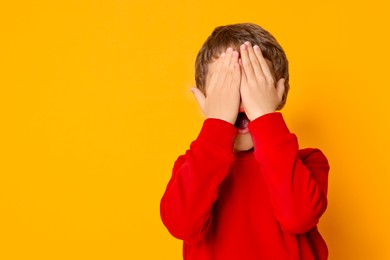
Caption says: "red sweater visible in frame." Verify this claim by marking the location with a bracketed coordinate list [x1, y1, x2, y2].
[160, 112, 330, 260]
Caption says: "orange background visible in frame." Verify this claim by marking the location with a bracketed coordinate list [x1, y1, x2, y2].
[1, 0, 389, 259]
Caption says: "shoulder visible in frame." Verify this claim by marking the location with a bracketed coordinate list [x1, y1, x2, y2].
[298, 148, 330, 167]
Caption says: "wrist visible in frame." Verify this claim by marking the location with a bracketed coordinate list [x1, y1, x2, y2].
[247, 109, 275, 121]
[198, 118, 238, 152]
[206, 114, 236, 125]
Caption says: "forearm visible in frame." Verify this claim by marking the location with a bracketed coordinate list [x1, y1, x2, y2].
[249, 112, 329, 234]
[160, 118, 237, 244]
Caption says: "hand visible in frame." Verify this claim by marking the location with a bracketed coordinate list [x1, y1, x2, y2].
[239, 41, 285, 121]
[191, 47, 241, 125]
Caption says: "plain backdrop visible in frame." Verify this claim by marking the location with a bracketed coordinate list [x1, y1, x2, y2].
[1, 0, 389, 259]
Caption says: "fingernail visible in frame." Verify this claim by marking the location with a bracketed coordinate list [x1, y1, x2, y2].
[227, 47, 232, 53]
[245, 41, 252, 46]
[240, 44, 247, 50]
[221, 52, 226, 57]
[254, 45, 260, 51]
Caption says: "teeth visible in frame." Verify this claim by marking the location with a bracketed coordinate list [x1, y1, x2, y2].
[242, 118, 249, 128]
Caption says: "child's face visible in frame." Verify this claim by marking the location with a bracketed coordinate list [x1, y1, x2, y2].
[206, 54, 254, 153]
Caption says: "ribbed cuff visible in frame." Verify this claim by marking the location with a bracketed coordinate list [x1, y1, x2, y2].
[197, 118, 238, 153]
[248, 112, 291, 146]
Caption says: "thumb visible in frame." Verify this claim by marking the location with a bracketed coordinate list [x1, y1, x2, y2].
[190, 87, 206, 114]
[276, 78, 286, 101]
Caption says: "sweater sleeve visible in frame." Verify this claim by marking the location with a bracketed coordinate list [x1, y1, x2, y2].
[248, 112, 330, 234]
[160, 118, 237, 245]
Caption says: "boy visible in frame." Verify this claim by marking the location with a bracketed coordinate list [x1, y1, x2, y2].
[160, 23, 330, 260]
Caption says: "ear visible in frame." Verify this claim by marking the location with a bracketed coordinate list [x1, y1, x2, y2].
[276, 78, 286, 101]
[190, 87, 206, 115]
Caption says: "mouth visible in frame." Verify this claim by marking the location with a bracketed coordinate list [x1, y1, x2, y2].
[234, 112, 250, 134]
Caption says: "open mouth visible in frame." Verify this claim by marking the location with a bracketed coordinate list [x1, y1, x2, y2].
[234, 112, 250, 133]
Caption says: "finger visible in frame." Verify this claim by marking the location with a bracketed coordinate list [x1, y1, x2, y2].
[221, 47, 234, 71]
[207, 53, 225, 91]
[215, 51, 226, 70]
[219, 47, 235, 89]
[240, 43, 256, 80]
[229, 50, 239, 76]
[275, 78, 286, 101]
[244, 41, 264, 77]
[253, 45, 274, 82]
[239, 58, 248, 84]
[232, 50, 239, 69]
[190, 87, 206, 114]
[231, 52, 241, 88]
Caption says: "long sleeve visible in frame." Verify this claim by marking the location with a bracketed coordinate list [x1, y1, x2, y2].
[248, 112, 330, 234]
[160, 118, 238, 245]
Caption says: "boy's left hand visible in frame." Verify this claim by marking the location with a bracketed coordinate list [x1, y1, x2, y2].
[239, 41, 286, 121]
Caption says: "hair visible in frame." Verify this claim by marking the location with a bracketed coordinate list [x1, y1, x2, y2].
[195, 23, 290, 110]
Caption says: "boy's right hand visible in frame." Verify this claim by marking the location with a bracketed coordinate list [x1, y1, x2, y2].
[190, 47, 241, 125]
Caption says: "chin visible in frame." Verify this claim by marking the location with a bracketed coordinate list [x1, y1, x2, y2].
[233, 133, 254, 152]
